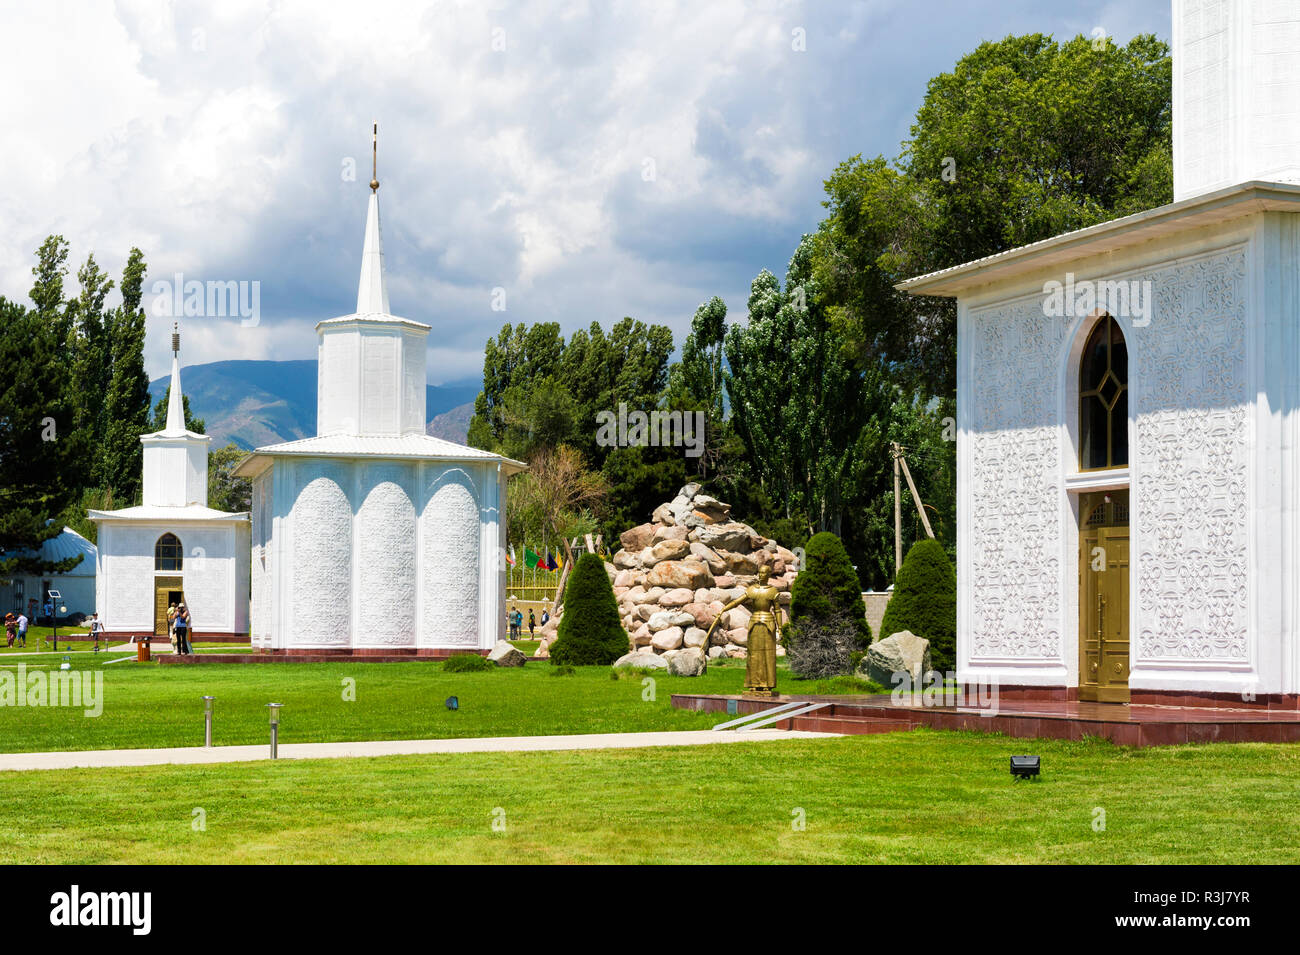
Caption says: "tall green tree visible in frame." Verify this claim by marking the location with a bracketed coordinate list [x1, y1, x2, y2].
[725, 236, 864, 537]
[468, 321, 566, 449]
[66, 253, 116, 479]
[208, 442, 253, 513]
[100, 248, 152, 500]
[813, 32, 1173, 397]
[0, 296, 90, 578]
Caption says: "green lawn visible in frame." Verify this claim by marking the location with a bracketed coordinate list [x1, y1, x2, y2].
[0, 657, 783, 752]
[0, 732, 1295, 863]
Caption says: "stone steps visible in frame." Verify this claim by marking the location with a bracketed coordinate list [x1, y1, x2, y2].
[786, 714, 913, 735]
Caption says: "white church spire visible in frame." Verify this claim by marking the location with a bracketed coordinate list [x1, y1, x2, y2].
[356, 122, 390, 315]
[164, 322, 185, 435]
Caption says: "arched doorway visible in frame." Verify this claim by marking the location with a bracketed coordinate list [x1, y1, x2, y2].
[153, 533, 185, 638]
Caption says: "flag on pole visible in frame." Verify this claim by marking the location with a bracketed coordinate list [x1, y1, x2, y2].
[524, 547, 541, 569]
[506, 545, 517, 567]
[546, 550, 558, 571]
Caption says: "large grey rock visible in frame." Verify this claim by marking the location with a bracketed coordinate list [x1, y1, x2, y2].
[694, 521, 759, 553]
[651, 626, 685, 651]
[488, 640, 527, 667]
[647, 609, 694, 632]
[683, 626, 709, 648]
[645, 560, 713, 590]
[667, 646, 707, 676]
[859, 630, 932, 686]
[620, 522, 657, 552]
[613, 651, 668, 670]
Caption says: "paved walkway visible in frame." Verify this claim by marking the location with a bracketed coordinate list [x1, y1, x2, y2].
[0, 728, 837, 773]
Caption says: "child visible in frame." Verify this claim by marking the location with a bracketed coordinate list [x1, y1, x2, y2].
[89, 613, 104, 651]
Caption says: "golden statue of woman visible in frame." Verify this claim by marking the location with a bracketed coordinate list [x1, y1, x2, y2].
[706, 564, 783, 696]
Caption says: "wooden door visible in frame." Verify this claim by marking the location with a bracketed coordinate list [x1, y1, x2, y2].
[1079, 497, 1130, 703]
[154, 577, 183, 636]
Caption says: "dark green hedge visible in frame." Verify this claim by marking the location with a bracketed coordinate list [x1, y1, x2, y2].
[878, 538, 956, 671]
[786, 531, 871, 651]
[549, 552, 630, 666]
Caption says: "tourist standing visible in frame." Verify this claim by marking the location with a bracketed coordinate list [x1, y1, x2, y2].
[15, 612, 27, 648]
[174, 604, 192, 655]
[3, 614, 15, 648]
[88, 613, 104, 651]
[167, 603, 178, 650]
[541, 608, 549, 627]
[528, 609, 536, 637]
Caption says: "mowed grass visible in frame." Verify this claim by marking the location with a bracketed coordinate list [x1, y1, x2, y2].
[0, 657, 776, 752]
[0, 732, 1295, 863]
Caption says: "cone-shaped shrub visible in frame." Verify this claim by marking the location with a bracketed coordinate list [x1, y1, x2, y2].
[786, 532, 871, 656]
[549, 552, 630, 666]
[878, 538, 956, 671]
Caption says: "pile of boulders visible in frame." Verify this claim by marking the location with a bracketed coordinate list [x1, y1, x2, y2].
[535, 484, 799, 667]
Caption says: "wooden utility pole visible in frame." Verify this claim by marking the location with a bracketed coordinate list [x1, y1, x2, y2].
[899, 454, 935, 540]
[893, 443, 903, 574]
[892, 442, 936, 577]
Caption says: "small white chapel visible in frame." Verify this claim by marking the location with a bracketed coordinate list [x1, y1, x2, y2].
[232, 153, 525, 655]
[90, 330, 251, 640]
[901, 0, 1300, 706]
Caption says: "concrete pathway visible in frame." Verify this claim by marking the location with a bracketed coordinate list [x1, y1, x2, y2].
[0, 728, 837, 773]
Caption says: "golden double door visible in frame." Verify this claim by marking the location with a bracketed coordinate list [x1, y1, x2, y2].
[154, 577, 184, 637]
[1079, 493, 1130, 703]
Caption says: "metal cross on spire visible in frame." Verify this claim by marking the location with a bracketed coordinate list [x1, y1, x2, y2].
[370, 121, 379, 192]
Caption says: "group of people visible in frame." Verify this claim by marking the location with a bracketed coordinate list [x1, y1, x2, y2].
[507, 605, 548, 639]
[3, 612, 28, 648]
[166, 603, 193, 654]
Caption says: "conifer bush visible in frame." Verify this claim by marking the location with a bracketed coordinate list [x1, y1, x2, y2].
[878, 538, 956, 672]
[549, 552, 630, 666]
[442, 653, 494, 673]
[785, 532, 871, 678]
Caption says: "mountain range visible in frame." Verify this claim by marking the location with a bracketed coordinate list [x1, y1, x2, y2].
[149, 360, 480, 449]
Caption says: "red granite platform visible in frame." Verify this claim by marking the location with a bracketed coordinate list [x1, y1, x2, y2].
[671, 693, 1300, 747]
[158, 649, 489, 664]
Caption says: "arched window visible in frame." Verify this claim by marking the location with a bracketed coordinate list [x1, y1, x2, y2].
[1079, 314, 1128, 470]
[155, 533, 183, 571]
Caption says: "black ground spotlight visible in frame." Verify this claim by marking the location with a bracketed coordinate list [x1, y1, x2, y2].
[1010, 755, 1041, 780]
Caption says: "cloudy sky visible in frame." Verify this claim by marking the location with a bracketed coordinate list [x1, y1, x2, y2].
[0, 0, 1169, 384]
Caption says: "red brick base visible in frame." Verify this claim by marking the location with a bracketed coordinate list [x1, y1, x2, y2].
[963, 683, 1299, 711]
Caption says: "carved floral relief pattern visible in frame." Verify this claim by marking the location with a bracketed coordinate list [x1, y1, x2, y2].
[1134, 249, 1248, 661]
[421, 469, 481, 647]
[292, 464, 353, 646]
[968, 299, 1068, 658]
[357, 466, 418, 646]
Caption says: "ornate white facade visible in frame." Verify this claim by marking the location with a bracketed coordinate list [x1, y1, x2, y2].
[90, 336, 251, 639]
[234, 184, 524, 653]
[900, 1, 1300, 701]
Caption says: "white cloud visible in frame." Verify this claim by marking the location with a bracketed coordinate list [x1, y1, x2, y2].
[0, 0, 1170, 383]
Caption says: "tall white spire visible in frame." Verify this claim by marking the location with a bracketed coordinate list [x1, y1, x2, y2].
[140, 320, 210, 507]
[356, 121, 389, 314]
[356, 190, 390, 314]
[165, 322, 185, 435]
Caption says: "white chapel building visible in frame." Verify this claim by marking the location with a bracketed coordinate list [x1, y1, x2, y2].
[91, 331, 251, 640]
[901, 0, 1300, 706]
[232, 173, 525, 655]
